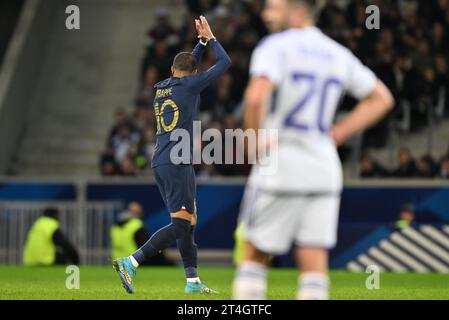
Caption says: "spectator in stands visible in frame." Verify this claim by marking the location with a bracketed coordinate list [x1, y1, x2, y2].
[135, 66, 159, 109]
[23, 207, 79, 266]
[141, 8, 179, 85]
[102, 161, 117, 177]
[132, 106, 152, 133]
[100, 147, 118, 176]
[145, 8, 179, 46]
[416, 154, 437, 178]
[394, 203, 416, 230]
[108, 108, 132, 143]
[111, 125, 140, 164]
[439, 156, 449, 179]
[360, 154, 387, 178]
[111, 202, 174, 266]
[126, 143, 148, 173]
[119, 157, 138, 177]
[392, 148, 418, 178]
[142, 128, 156, 164]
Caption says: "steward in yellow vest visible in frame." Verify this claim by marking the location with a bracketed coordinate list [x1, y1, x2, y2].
[111, 217, 144, 259]
[23, 207, 79, 265]
[111, 202, 174, 266]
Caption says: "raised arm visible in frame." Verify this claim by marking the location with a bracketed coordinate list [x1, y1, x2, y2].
[186, 16, 231, 93]
[191, 18, 208, 64]
[192, 41, 207, 65]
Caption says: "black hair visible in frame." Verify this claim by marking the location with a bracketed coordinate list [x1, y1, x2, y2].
[173, 52, 197, 73]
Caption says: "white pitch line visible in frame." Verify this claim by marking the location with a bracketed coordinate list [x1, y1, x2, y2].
[402, 228, 449, 265]
[391, 233, 449, 273]
[379, 240, 428, 273]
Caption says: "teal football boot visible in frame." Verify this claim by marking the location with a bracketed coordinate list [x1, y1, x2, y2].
[113, 257, 136, 294]
[185, 281, 219, 294]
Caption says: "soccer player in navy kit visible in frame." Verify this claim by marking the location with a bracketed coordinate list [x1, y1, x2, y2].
[113, 16, 231, 294]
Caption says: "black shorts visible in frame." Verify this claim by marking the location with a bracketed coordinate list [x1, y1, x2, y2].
[153, 164, 196, 214]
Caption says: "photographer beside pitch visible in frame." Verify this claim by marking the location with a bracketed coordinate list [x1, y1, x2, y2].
[113, 16, 231, 294]
[233, 0, 394, 300]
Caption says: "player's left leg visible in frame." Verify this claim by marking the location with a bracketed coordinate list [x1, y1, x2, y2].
[182, 203, 219, 294]
[113, 210, 193, 294]
[233, 188, 295, 300]
[294, 195, 340, 300]
[233, 241, 270, 300]
[295, 247, 330, 300]
[183, 202, 198, 282]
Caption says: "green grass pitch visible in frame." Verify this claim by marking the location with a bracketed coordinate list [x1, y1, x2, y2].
[0, 266, 448, 300]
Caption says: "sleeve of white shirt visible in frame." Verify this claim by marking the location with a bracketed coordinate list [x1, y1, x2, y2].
[249, 40, 283, 85]
[346, 55, 377, 100]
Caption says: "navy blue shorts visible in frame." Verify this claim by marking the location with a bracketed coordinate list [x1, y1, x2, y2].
[153, 164, 196, 214]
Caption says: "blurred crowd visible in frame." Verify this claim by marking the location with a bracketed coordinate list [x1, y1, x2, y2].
[361, 146, 449, 179]
[320, 0, 449, 147]
[100, 0, 449, 179]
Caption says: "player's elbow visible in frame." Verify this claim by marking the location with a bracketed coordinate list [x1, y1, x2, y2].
[222, 54, 232, 69]
[381, 90, 395, 114]
[373, 80, 395, 113]
[385, 92, 395, 111]
[216, 55, 231, 74]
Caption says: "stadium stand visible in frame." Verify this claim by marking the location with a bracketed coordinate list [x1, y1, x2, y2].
[0, 0, 448, 178]
[100, 0, 449, 179]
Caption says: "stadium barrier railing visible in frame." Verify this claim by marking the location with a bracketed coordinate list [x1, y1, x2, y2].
[0, 201, 122, 265]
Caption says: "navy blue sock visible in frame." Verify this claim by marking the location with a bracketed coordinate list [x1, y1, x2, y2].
[182, 224, 198, 279]
[177, 222, 198, 279]
[132, 223, 177, 264]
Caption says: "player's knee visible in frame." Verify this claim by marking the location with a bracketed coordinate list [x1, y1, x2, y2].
[171, 218, 191, 239]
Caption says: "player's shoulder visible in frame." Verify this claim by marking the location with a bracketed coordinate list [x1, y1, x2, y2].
[317, 31, 355, 59]
[154, 78, 171, 89]
[154, 77, 182, 89]
[255, 30, 293, 51]
[255, 27, 352, 56]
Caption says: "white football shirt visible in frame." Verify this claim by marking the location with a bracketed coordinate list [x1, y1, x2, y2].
[248, 27, 377, 193]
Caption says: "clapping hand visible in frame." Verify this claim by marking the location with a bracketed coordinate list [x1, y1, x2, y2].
[195, 15, 215, 43]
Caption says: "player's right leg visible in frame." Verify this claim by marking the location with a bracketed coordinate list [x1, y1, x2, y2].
[232, 241, 270, 300]
[180, 201, 219, 294]
[233, 188, 294, 300]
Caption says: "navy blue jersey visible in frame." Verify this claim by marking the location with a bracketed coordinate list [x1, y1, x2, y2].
[151, 40, 231, 168]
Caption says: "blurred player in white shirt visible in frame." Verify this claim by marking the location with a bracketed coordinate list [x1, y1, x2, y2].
[233, 0, 394, 300]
